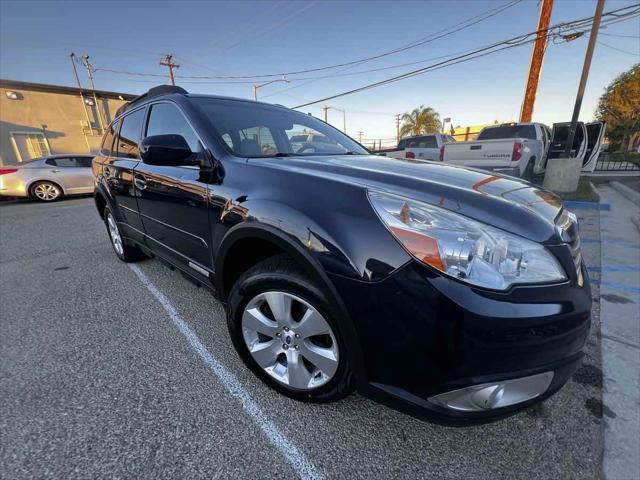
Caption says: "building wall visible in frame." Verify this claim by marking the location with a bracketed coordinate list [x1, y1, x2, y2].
[0, 85, 129, 166]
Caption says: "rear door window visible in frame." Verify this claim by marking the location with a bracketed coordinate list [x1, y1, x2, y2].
[75, 157, 93, 168]
[45, 157, 78, 167]
[477, 125, 537, 140]
[100, 121, 118, 156]
[117, 108, 146, 159]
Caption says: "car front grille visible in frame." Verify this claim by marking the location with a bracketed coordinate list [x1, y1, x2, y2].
[556, 209, 583, 285]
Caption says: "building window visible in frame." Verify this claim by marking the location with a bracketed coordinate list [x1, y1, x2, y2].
[10, 132, 51, 162]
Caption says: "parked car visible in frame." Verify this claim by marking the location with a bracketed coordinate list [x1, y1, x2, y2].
[378, 133, 454, 160]
[440, 123, 550, 180]
[0, 154, 95, 201]
[94, 85, 590, 425]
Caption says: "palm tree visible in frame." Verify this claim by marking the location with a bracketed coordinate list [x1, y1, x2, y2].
[399, 105, 441, 138]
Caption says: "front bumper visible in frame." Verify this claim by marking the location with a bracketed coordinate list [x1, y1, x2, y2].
[330, 260, 591, 425]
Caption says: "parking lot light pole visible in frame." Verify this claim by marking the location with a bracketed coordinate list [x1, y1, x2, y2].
[253, 76, 290, 100]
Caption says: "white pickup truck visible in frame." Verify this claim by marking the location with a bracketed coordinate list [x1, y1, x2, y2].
[440, 122, 606, 179]
[378, 133, 455, 161]
[440, 123, 550, 180]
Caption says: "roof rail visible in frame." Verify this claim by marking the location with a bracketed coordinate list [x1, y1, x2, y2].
[114, 84, 188, 119]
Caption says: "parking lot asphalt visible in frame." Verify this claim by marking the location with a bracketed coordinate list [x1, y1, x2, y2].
[1, 197, 605, 479]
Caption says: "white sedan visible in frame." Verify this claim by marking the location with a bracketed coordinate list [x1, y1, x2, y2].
[0, 154, 95, 201]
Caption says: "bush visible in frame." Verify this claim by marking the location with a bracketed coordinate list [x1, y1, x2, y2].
[609, 152, 640, 165]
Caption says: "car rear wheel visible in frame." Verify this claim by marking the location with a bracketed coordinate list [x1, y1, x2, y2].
[103, 206, 145, 262]
[30, 181, 62, 202]
[227, 255, 354, 402]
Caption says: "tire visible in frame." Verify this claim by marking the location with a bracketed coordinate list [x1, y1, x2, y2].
[522, 159, 535, 182]
[103, 205, 145, 262]
[30, 181, 62, 202]
[227, 254, 355, 402]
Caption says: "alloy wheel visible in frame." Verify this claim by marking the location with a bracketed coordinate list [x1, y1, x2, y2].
[33, 183, 60, 201]
[242, 291, 339, 390]
[106, 213, 124, 255]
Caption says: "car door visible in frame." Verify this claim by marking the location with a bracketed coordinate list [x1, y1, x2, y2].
[103, 108, 147, 242]
[548, 122, 587, 163]
[582, 122, 606, 172]
[45, 156, 94, 193]
[133, 101, 212, 275]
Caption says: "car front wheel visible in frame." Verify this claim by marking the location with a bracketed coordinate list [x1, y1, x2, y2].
[227, 255, 354, 402]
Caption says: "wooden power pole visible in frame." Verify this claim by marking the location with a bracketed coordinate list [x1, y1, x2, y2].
[519, 0, 553, 123]
[395, 114, 401, 142]
[160, 54, 180, 86]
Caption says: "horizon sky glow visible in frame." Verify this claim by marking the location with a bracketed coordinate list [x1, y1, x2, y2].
[1, 0, 638, 143]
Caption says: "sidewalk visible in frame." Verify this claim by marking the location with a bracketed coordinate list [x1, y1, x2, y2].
[595, 183, 640, 480]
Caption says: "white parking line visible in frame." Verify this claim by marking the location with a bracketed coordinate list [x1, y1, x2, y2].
[129, 264, 324, 480]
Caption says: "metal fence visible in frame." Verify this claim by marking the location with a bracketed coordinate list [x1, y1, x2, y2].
[595, 153, 640, 172]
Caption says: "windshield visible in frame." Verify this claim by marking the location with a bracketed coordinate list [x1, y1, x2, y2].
[477, 125, 537, 140]
[194, 98, 368, 157]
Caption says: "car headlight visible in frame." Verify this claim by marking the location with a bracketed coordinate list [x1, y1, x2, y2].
[368, 190, 567, 290]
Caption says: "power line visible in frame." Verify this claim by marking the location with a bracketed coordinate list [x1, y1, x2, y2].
[93, 0, 524, 82]
[291, 4, 640, 109]
[597, 40, 640, 56]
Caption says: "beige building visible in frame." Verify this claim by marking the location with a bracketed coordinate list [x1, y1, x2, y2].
[0, 79, 134, 166]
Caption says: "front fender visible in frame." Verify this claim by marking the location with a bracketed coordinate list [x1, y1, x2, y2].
[215, 220, 368, 387]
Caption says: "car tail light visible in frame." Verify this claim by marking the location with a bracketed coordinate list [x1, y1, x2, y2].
[512, 142, 523, 162]
[439, 145, 445, 162]
[0, 168, 18, 175]
[405, 151, 415, 159]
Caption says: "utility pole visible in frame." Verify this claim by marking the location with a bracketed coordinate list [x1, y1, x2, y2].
[160, 54, 180, 86]
[520, 0, 554, 123]
[357, 131, 364, 143]
[323, 106, 329, 122]
[395, 114, 401, 143]
[80, 55, 105, 133]
[69, 53, 93, 133]
[564, 0, 605, 157]
[544, 0, 605, 193]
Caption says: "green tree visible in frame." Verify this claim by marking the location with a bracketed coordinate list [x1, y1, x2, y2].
[596, 64, 639, 151]
[399, 105, 441, 137]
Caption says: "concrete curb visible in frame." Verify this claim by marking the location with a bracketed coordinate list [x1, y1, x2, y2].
[610, 181, 640, 207]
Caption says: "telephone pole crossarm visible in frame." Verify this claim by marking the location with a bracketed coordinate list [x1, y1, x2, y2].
[160, 54, 180, 86]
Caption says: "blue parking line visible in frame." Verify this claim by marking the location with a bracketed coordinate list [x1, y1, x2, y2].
[590, 278, 640, 294]
[588, 265, 640, 272]
[582, 238, 640, 249]
[563, 201, 610, 211]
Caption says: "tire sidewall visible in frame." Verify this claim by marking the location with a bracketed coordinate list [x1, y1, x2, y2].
[227, 269, 351, 402]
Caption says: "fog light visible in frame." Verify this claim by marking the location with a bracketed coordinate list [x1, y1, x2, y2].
[428, 371, 554, 412]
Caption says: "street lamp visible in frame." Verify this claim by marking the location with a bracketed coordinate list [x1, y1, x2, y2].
[324, 106, 346, 133]
[253, 76, 290, 100]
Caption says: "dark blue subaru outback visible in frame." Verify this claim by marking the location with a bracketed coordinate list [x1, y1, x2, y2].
[93, 86, 590, 425]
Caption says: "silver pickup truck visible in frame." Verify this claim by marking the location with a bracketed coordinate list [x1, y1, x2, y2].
[440, 122, 606, 179]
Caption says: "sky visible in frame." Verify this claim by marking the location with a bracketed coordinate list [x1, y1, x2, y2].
[1, 0, 638, 144]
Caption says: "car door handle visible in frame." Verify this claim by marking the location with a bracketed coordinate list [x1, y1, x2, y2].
[134, 176, 147, 190]
[51, 169, 60, 173]
[470, 145, 482, 150]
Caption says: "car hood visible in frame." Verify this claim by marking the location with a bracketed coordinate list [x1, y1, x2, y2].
[255, 155, 564, 243]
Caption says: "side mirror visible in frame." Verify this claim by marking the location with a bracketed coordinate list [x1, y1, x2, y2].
[140, 134, 194, 166]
